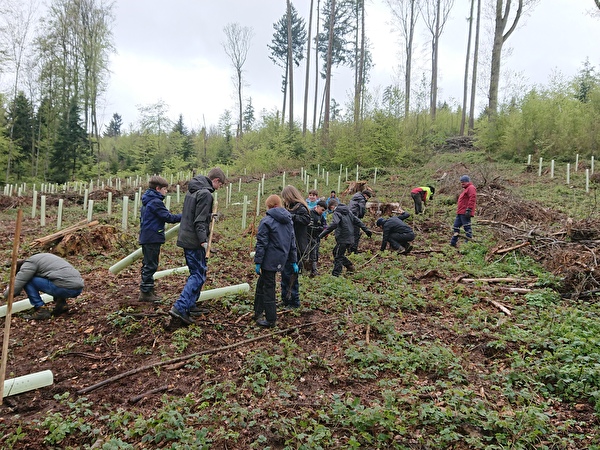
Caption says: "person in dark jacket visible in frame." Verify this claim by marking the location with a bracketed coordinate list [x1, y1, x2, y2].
[377, 211, 415, 254]
[280, 185, 311, 308]
[138, 175, 182, 304]
[169, 167, 226, 326]
[319, 199, 372, 276]
[307, 200, 327, 277]
[450, 175, 477, 248]
[253, 195, 298, 327]
[3, 253, 84, 320]
[410, 185, 435, 214]
[348, 189, 373, 253]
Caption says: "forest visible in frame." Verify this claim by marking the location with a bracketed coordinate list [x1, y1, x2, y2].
[0, 0, 599, 185]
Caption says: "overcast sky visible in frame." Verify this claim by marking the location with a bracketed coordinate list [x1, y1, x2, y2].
[98, 0, 600, 132]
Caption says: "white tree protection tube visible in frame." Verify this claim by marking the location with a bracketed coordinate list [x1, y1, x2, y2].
[3, 370, 54, 397]
[0, 294, 53, 318]
[109, 224, 180, 275]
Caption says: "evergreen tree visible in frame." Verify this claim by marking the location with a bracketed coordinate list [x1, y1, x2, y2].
[172, 114, 194, 161]
[104, 113, 122, 137]
[6, 91, 35, 180]
[243, 98, 256, 132]
[51, 98, 89, 183]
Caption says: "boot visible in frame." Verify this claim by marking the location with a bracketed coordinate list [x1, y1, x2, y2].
[139, 290, 161, 304]
[53, 297, 70, 316]
[27, 306, 52, 320]
[346, 264, 355, 273]
[310, 261, 318, 278]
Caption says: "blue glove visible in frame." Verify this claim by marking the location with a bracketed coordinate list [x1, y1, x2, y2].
[292, 263, 299, 273]
[255, 264, 261, 275]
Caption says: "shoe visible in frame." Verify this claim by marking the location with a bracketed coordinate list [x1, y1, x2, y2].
[346, 264, 355, 273]
[27, 306, 52, 320]
[139, 290, 161, 304]
[256, 319, 275, 328]
[395, 245, 406, 253]
[190, 305, 210, 316]
[403, 244, 413, 254]
[53, 298, 70, 316]
[450, 242, 457, 248]
[282, 303, 300, 310]
[169, 307, 195, 325]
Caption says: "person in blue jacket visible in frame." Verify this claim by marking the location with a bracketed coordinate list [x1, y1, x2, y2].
[377, 210, 415, 254]
[139, 176, 181, 304]
[253, 194, 298, 327]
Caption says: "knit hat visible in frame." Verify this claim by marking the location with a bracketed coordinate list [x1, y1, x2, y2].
[376, 218, 385, 228]
[459, 175, 470, 182]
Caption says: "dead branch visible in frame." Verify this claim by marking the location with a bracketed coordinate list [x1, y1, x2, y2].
[77, 318, 335, 394]
[484, 298, 512, 316]
[461, 277, 524, 283]
[495, 241, 531, 255]
[128, 384, 170, 404]
[32, 220, 99, 247]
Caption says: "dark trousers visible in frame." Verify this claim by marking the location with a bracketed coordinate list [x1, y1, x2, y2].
[174, 247, 207, 313]
[411, 192, 423, 214]
[254, 270, 277, 323]
[351, 226, 361, 252]
[281, 262, 300, 307]
[140, 243, 161, 293]
[309, 237, 320, 263]
[389, 232, 415, 250]
[451, 214, 472, 245]
[332, 242, 353, 276]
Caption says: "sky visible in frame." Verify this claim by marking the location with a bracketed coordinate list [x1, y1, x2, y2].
[98, 0, 600, 133]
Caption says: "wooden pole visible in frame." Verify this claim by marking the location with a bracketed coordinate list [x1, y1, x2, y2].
[0, 209, 23, 403]
[206, 200, 218, 258]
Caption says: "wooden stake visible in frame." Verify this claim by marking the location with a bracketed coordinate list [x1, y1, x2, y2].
[0, 209, 23, 403]
[206, 200, 218, 258]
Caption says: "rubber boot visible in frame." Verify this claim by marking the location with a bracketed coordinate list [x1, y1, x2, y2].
[139, 290, 161, 304]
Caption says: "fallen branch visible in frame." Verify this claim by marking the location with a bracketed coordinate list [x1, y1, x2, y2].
[494, 241, 531, 255]
[32, 220, 99, 247]
[77, 318, 334, 394]
[461, 277, 522, 283]
[484, 298, 512, 316]
[129, 384, 170, 404]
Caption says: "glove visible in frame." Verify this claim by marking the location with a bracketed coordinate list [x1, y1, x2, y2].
[365, 230, 373, 238]
[255, 264, 261, 275]
[465, 208, 472, 217]
[292, 263, 299, 274]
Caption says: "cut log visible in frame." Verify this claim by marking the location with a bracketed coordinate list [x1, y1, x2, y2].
[32, 220, 99, 247]
[484, 298, 512, 316]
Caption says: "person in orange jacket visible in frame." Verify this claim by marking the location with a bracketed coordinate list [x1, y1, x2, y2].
[450, 175, 476, 247]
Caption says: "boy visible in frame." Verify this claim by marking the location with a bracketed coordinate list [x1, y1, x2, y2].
[306, 189, 319, 209]
[377, 210, 415, 254]
[319, 199, 372, 277]
[307, 200, 327, 277]
[139, 175, 182, 303]
[348, 189, 373, 253]
[254, 195, 298, 327]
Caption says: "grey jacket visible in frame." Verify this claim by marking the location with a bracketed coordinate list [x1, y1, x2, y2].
[9, 253, 84, 296]
[319, 204, 370, 244]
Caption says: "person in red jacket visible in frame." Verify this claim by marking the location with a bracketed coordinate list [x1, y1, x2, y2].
[450, 175, 476, 247]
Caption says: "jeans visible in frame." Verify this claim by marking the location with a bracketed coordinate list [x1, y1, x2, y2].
[281, 262, 300, 307]
[23, 277, 83, 308]
[140, 243, 161, 293]
[174, 248, 207, 313]
[254, 270, 277, 323]
[451, 214, 472, 245]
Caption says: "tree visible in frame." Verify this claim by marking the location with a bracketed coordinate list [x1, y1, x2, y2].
[172, 114, 194, 161]
[303, 0, 315, 135]
[468, 0, 482, 132]
[51, 97, 89, 182]
[223, 23, 254, 138]
[243, 98, 255, 133]
[5, 91, 34, 180]
[596, 0, 600, 10]
[103, 113, 122, 137]
[385, 0, 419, 118]
[267, 3, 307, 127]
[420, 0, 455, 120]
[460, 0, 475, 135]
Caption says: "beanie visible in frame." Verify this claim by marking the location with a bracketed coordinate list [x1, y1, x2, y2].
[459, 175, 470, 182]
[376, 218, 385, 228]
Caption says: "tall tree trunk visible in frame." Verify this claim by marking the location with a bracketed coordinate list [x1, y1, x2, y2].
[323, 0, 335, 135]
[430, 0, 441, 119]
[460, 0, 475, 136]
[312, 0, 321, 134]
[303, 0, 314, 135]
[354, 0, 365, 125]
[282, 62, 288, 125]
[405, 1, 416, 118]
[287, 0, 294, 130]
[468, 0, 481, 133]
[488, 0, 523, 118]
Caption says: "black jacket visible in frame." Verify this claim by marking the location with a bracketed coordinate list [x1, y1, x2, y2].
[177, 175, 215, 250]
[319, 203, 370, 244]
[349, 192, 367, 219]
[288, 202, 311, 261]
[380, 212, 415, 251]
[308, 208, 327, 239]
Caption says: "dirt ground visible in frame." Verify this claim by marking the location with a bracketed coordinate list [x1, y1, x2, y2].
[0, 181, 598, 448]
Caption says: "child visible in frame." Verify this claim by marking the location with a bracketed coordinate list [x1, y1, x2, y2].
[326, 190, 337, 207]
[139, 175, 182, 304]
[377, 211, 415, 254]
[307, 200, 327, 277]
[253, 194, 298, 327]
[306, 189, 319, 209]
[318, 199, 372, 277]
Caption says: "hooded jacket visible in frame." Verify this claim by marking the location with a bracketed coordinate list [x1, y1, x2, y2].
[254, 207, 297, 272]
[319, 203, 369, 244]
[177, 175, 215, 249]
[139, 188, 182, 244]
[411, 186, 433, 203]
[349, 192, 368, 219]
[287, 202, 311, 261]
[457, 182, 477, 216]
[10, 253, 84, 296]
[380, 213, 415, 251]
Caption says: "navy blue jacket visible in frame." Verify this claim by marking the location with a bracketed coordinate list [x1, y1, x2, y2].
[254, 207, 297, 272]
[177, 175, 215, 249]
[380, 212, 415, 251]
[319, 203, 369, 244]
[139, 189, 181, 244]
[349, 192, 367, 218]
